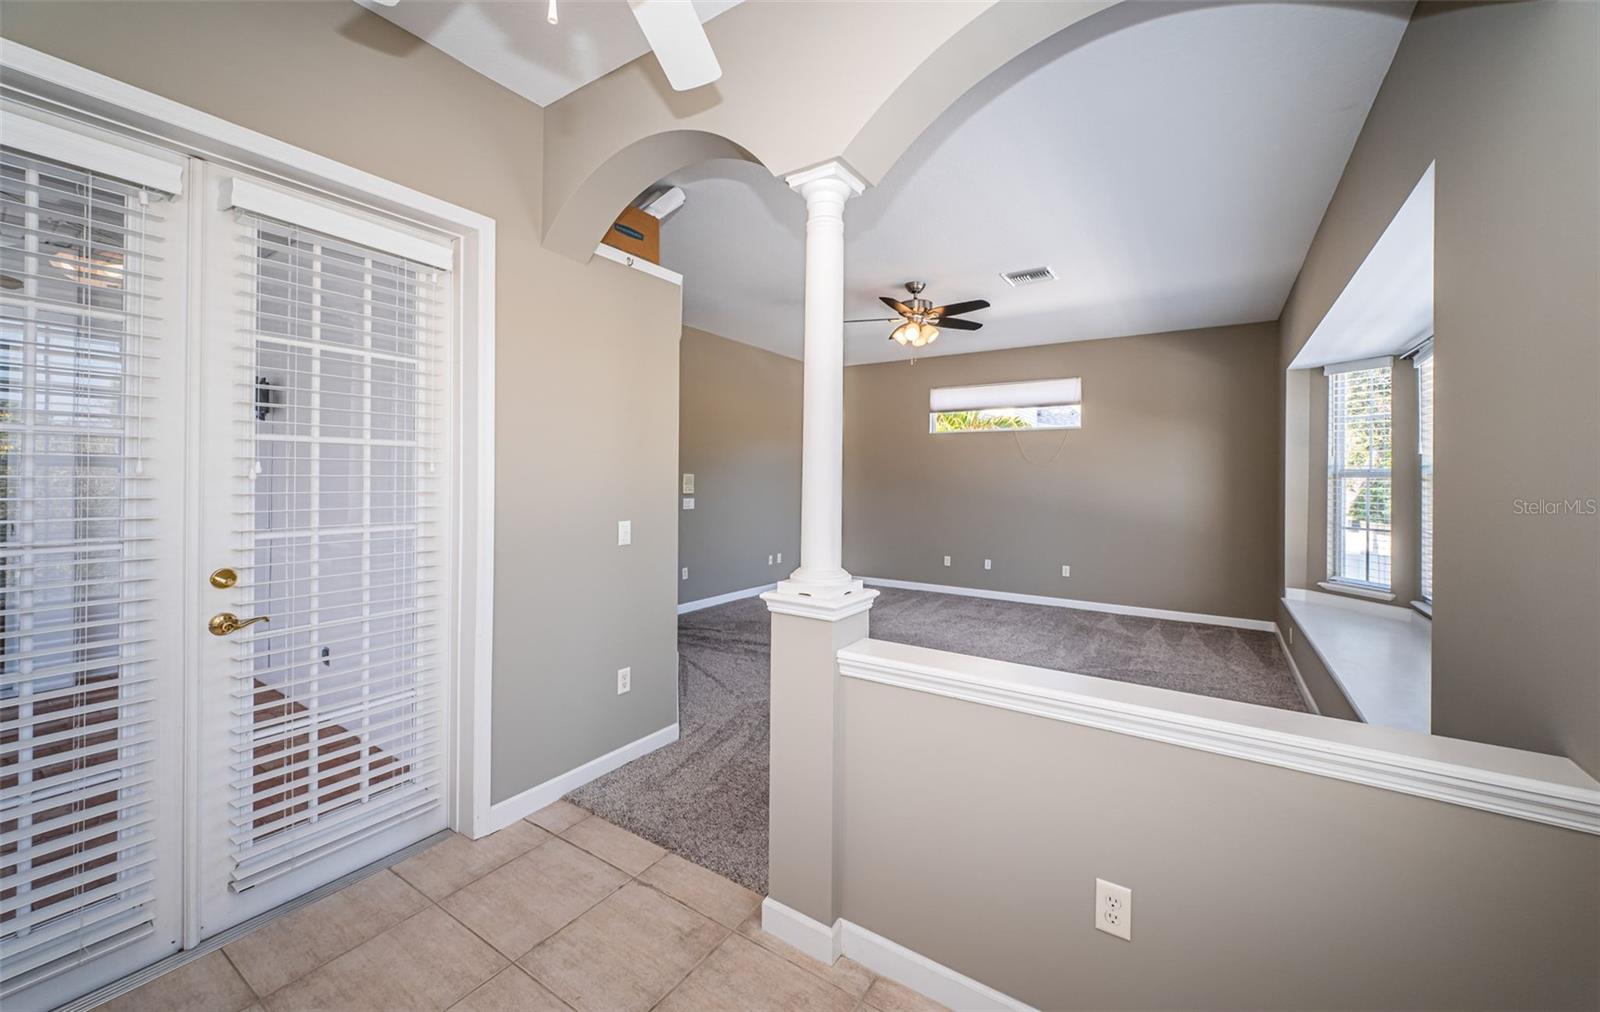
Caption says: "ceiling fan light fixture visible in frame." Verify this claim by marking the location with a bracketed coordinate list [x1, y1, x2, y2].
[891, 322, 914, 346]
[547, 0, 558, 25]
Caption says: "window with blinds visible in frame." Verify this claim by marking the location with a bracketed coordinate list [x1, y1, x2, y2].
[226, 213, 445, 892]
[0, 148, 166, 992]
[1417, 345, 1434, 603]
[929, 377, 1082, 433]
[1327, 363, 1393, 590]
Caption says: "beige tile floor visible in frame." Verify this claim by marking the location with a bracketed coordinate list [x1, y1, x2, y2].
[101, 801, 947, 1012]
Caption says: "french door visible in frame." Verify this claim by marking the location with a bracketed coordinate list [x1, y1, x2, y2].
[191, 164, 451, 934]
[2, 109, 454, 1010]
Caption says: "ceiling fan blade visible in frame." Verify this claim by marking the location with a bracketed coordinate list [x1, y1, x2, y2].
[930, 299, 990, 318]
[629, 0, 723, 91]
[879, 297, 913, 316]
[937, 317, 983, 331]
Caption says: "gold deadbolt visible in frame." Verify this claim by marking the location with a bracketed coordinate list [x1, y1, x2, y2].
[208, 612, 270, 637]
[209, 567, 239, 589]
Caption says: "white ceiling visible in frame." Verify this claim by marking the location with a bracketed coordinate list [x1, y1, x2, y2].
[659, 2, 1410, 364]
[1291, 162, 1433, 370]
[358, 0, 741, 107]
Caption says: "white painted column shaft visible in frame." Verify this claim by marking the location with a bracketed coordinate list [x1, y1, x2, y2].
[776, 162, 866, 602]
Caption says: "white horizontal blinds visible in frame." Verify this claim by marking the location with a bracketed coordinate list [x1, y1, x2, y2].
[0, 147, 166, 993]
[1327, 364, 1393, 589]
[227, 210, 445, 892]
[1417, 346, 1434, 603]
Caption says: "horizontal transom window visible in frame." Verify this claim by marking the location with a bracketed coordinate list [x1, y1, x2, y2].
[929, 377, 1082, 433]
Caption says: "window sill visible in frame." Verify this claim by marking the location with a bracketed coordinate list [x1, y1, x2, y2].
[1410, 599, 1432, 619]
[1284, 589, 1430, 733]
[1317, 580, 1396, 602]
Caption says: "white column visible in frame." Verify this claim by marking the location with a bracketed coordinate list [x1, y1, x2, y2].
[769, 161, 870, 610]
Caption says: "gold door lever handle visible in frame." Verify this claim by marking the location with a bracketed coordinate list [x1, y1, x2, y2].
[208, 612, 270, 637]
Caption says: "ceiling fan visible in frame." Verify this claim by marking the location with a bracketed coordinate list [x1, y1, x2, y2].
[368, 0, 722, 92]
[847, 282, 991, 349]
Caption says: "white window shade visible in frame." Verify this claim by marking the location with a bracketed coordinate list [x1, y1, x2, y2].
[1, 146, 168, 993]
[930, 377, 1081, 413]
[221, 177, 452, 272]
[0, 110, 183, 196]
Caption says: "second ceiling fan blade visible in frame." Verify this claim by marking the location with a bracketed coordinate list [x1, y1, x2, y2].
[937, 318, 984, 331]
[629, 0, 723, 91]
[930, 299, 991, 318]
[879, 297, 913, 315]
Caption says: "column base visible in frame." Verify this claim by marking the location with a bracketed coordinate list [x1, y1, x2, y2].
[763, 577, 877, 621]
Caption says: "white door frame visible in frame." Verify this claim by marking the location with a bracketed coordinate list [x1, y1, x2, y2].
[0, 37, 498, 867]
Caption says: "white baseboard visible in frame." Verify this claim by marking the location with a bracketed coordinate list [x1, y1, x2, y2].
[863, 577, 1276, 632]
[678, 583, 778, 615]
[840, 920, 1035, 1012]
[761, 899, 1032, 1011]
[1273, 626, 1321, 715]
[760, 897, 840, 965]
[480, 723, 678, 835]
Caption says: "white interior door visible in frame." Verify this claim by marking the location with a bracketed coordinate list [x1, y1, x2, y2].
[190, 166, 452, 935]
[0, 112, 189, 1009]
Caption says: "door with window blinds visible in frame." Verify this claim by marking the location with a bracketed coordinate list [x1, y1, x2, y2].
[192, 167, 451, 931]
[0, 129, 188, 1005]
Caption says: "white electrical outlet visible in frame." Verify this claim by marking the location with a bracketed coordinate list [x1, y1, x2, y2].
[1061, 564, 1071, 578]
[682, 473, 695, 494]
[681, 567, 688, 581]
[776, 552, 782, 564]
[767, 554, 774, 565]
[943, 555, 951, 567]
[1095, 879, 1131, 941]
[682, 497, 695, 510]
[984, 559, 992, 570]
[616, 667, 631, 694]
[617, 520, 631, 546]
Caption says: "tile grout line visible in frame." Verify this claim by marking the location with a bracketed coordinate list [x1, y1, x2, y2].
[266, 829, 556, 1004]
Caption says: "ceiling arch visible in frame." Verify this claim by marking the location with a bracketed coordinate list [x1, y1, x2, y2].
[540, 1, 1119, 261]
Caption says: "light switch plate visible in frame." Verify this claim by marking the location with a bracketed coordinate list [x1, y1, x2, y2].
[984, 559, 992, 570]
[767, 554, 774, 565]
[681, 567, 688, 581]
[682, 473, 695, 494]
[617, 520, 631, 546]
[616, 667, 631, 694]
[943, 555, 951, 567]
[1061, 564, 1071, 578]
[776, 553, 782, 564]
[682, 497, 695, 510]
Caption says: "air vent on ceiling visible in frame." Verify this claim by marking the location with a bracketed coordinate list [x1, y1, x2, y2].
[1000, 265, 1056, 287]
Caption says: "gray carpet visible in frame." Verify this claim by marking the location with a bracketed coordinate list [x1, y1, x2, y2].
[568, 587, 1303, 893]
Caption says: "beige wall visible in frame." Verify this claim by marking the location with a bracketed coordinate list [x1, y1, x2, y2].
[843, 325, 1280, 621]
[1278, 0, 1600, 773]
[837, 676, 1599, 1010]
[0, 2, 683, 803]
[678, 328, 801, 603]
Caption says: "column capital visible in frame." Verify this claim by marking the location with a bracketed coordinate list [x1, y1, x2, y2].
[785, 160, 867, 199]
